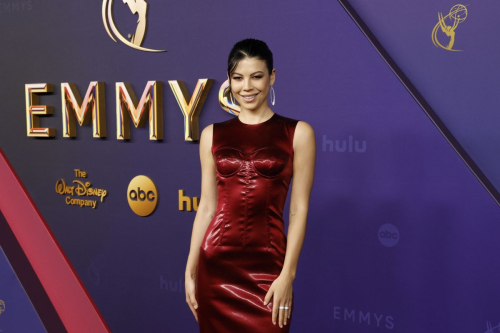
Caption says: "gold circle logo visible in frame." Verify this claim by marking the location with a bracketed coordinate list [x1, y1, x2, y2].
[127, 175, 158, 217]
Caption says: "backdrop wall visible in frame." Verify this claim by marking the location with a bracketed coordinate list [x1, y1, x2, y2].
[0, 0, 499, 332]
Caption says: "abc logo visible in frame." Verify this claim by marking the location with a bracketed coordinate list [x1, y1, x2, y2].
[127, 175, 158, 217]
[378, 224, 399, 247]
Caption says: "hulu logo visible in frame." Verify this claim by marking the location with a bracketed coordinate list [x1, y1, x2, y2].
[160, 276, 184, 293]
[323, 135, 367, 153]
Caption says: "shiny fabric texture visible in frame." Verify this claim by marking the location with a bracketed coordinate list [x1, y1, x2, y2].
[196, 112, 299, 333]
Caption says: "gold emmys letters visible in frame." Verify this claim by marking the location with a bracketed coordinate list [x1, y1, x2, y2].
[25, 80, 217, 141]
[25, 83, 55, 137]
[61, 82, 106, 138]
[116, 81, 163, 140]
[168, 79, 213, 141]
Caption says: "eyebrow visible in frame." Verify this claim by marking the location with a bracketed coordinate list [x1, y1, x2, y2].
[232, 71, 265, 76]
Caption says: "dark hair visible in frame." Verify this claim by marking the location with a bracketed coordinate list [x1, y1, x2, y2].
[227, 38, 274, 76]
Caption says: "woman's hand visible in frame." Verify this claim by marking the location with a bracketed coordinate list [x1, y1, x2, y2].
[185, 276, 199, 322]
[263, 274, 294, 328]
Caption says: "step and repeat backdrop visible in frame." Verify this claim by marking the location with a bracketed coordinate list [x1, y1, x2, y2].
[1, 0, 499, 332]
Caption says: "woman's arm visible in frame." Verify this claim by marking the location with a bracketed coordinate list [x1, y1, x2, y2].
[263, 120, 316, 327]
[282, 120, 316, 278]
[185, 124, 218, 321]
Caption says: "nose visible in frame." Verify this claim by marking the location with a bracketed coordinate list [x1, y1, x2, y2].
[243, 78, 253, 91]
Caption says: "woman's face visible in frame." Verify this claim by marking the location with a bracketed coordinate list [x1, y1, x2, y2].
[228, 57, 275, 111]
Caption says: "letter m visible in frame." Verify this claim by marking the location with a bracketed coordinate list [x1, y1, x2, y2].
[344, 308, 355, 322]
[116, 81, 163, 140]
[359, 311, 370, 325]
[61, 82, 106, 138]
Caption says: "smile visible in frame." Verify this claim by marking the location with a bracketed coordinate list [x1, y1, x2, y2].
[241, 93, 259, 102]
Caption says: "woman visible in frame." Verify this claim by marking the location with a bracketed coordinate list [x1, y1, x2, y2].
[185, 38, 316, 332]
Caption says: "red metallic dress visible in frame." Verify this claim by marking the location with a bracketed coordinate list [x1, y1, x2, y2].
[196, 112, 298, 332]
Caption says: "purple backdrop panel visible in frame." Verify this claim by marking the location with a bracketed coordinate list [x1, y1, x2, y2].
[346, 0, 500, 203]
[0, 0, 499, 332]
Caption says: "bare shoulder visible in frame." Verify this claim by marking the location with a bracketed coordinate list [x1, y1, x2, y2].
[295, 120, 315, 136]
[200, 124, 214, 144]
[293, 120, 316, 149]
[199, 124, 215, 158]
[201, 123, 214, 137]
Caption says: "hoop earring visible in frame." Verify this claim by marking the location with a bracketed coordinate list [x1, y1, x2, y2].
[270, 86, 276, 106]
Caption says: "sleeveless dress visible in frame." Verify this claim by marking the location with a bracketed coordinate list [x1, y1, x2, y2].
[196, 112, 299, 333]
